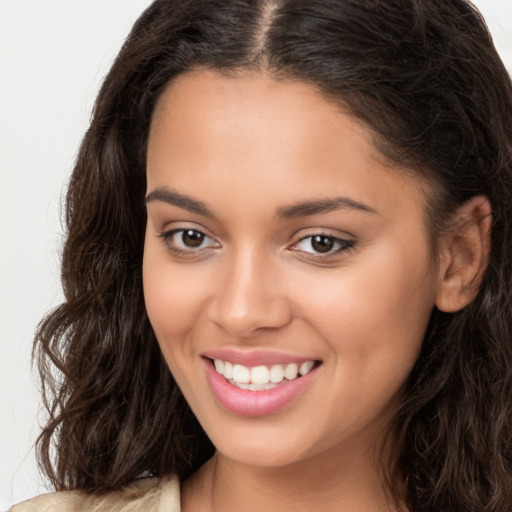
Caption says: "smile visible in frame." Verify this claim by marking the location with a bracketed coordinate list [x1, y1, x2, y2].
[213, 359, 315, 390]
[203, 355, 321, 416]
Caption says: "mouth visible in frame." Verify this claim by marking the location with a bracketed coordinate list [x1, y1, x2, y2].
[210, 358, 318, 391]
[203, 355, 322, 416]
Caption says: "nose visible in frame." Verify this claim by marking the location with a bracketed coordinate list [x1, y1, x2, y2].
[207, 250, 293, 339]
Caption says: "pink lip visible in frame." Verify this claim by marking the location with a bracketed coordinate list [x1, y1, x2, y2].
[203, 358, 320, 417]
[203, 348, 317, 367]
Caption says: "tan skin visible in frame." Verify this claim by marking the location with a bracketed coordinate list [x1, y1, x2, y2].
[143, 70, 491, 511]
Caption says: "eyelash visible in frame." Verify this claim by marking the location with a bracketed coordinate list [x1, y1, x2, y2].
[291, 233, 355, 257]
[158, 228, 218, 257]
[158, 229, 355, 259]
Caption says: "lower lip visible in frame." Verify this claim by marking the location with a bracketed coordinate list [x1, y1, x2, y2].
[204, 359, 319, 417]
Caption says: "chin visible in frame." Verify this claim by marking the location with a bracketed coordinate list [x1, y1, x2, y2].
[216, 441, 309, 469]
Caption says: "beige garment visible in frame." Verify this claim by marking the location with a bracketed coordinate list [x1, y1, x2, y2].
[9, 475, 180, 512]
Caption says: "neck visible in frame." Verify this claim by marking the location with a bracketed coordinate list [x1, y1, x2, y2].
[181, 441, 405, 512]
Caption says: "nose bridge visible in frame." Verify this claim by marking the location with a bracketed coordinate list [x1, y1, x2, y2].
[208, 244, 291, 338]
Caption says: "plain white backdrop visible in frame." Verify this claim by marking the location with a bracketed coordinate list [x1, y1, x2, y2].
[1, 0, 511, 508]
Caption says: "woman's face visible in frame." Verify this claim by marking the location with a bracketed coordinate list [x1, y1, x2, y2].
[143, 70, 443, 468]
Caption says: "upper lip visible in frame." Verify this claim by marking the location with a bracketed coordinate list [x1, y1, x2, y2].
[202, 349, 319, 367]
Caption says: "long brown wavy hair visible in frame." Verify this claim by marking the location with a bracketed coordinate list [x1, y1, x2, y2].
[35, 1, 512, 510]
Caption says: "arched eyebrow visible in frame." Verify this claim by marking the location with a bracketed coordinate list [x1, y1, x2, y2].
[277, 197, 377, 218]
[146, 187, 377, 219]
[146, 188, 214, 218]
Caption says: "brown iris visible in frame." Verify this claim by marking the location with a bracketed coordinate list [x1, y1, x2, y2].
[311, 235, 334, 253]
[182, 230, 205, 247]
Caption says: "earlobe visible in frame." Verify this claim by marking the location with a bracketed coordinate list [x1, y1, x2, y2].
[435, 196, 492, 313]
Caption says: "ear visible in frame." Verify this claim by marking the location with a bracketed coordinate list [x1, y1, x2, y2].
[435, 196, 492, 313]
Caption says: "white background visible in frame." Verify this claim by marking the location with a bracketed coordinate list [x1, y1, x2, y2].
[1, 0, 511, 508]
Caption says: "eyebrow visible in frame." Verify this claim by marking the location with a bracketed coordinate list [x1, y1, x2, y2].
[277, 197, 377, 218]
[145, 188, 214, 217]
[145, 187, 377, 219]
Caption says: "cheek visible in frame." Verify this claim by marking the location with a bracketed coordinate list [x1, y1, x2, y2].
[142, 241, 206, 357]
[294, 243, 437, 376]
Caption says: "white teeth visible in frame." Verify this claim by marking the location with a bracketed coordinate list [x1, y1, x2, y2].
[299, 360, 314, 376]
[284, 363, 299, 380]
[213, 358, 316, 390]
[249, 383, 273, 391]
[251, 365, 270, 385]
[232, 364, 250, 384]
[223, 361, 233, 379]
[230, 381, 277, 391]
[214, 359, 224, 374]
[269, 364, 284, 383]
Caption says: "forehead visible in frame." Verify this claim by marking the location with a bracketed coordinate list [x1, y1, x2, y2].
[149, 69, 384, 169]
[147, 69, 429, 224]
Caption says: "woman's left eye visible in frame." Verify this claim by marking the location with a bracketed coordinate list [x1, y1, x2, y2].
[291, 234, 355, 256]
[158, 228, 219, 254]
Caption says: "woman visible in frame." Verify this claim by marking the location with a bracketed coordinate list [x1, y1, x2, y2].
[11, 0, 512, 510]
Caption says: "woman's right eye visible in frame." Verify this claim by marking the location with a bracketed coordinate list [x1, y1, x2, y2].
[158, 228, 220, 255]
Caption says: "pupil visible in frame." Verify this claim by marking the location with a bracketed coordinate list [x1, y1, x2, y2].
[182, 230, 204, 247]
[311, 235, 334, 253]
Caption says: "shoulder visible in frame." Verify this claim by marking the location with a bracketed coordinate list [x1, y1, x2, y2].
[9, 475, 180, 512]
